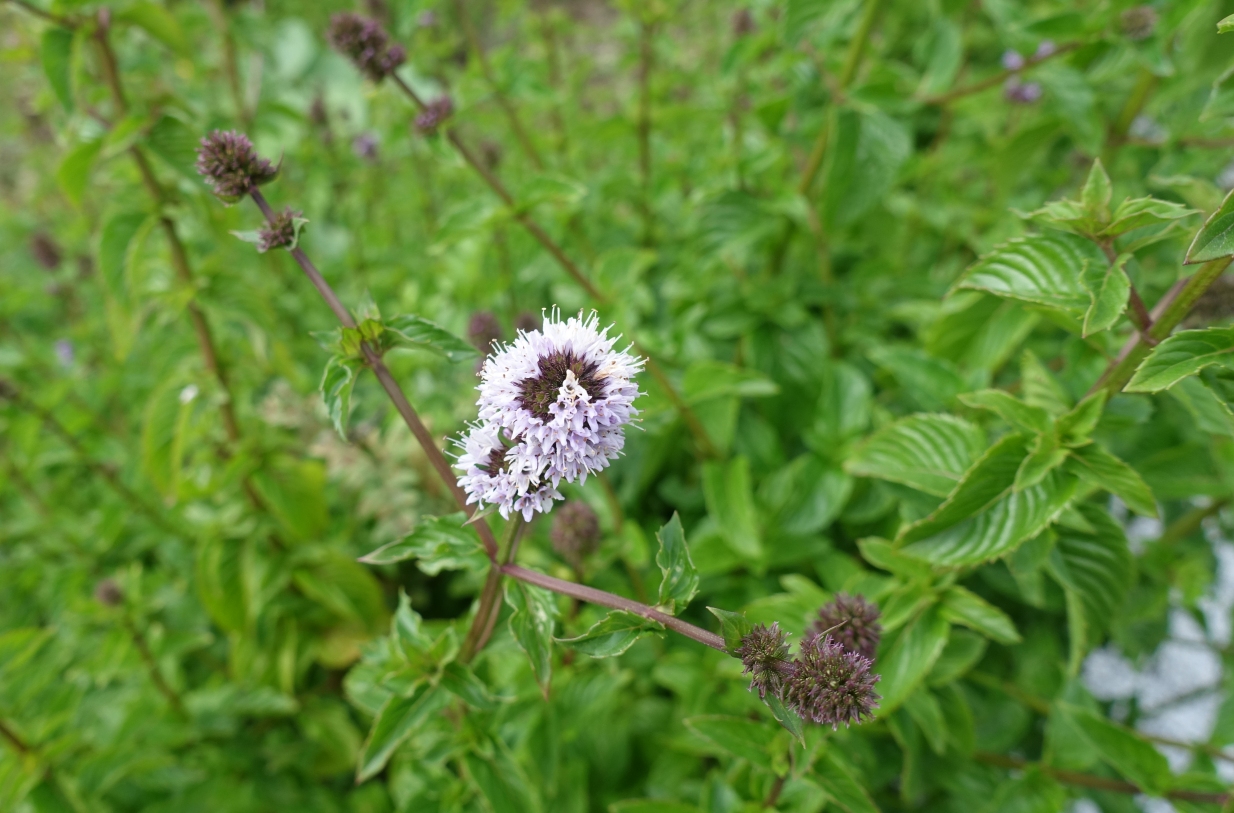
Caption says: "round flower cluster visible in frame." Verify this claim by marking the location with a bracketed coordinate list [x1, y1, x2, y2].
[453, 310, 643, 521]
[195, 130, 278, 201]
[326, 13, 406, 83]
[414, 96, 454, 135]
[258, 207, 304, 253]
[812, 592, 882, 661]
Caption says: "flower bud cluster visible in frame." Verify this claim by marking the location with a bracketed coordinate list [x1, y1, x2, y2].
[258, 207, 304, 253]
[414, 96, 454, 135]
[736, 594, 882, 729]
[195, 130, 278, 201]
[551, 500, 601, 571]
[327, 13, 406, 82]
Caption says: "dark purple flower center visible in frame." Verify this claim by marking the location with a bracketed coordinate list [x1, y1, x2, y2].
[516, 351, 604, 422]
[480, 445, 514, 476]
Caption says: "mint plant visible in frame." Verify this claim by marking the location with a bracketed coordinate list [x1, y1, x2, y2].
[5, 0, 1234, 811]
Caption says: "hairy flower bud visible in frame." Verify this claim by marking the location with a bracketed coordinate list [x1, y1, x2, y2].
[327, 12, 406, 82]
[94, 578, 124, 607]
[782, 633, 880, 729]
[196, 130, 277, 201]
[1121, 6, 1158, 41]
[29, 232, 62, 270]
[414, 96, 454, 135]
[737, 623, 792, 700]
[551, 500, 601, 570]
[812, 592, 882, 661]
[468, 310, 503, 352]
[258, 207, 304, 253]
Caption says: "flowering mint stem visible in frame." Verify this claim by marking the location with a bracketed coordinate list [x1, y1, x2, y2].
[919, 41, 1081, 106]
[123, 615, 187, 718]
[459, 516, 525, 662]
[975, 753, 1227, 805]
[387, 74, 718, 458]
[247, 189, 501, 561]
[1089, 257, 1233, 396]
[637, 18, 655, 246]
[500, 564, 727, 652]
[452, 0, 545, 170]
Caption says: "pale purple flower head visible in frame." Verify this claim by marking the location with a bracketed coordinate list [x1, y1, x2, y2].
[54, 339, 74, 368]
[474, 310, 644, 488]
[1001, 50, 1025, 71]
[454, 422, 563, 521]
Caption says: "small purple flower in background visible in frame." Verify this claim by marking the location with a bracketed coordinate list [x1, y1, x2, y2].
[94, 579, 124, 607]
[414, 96, 454, 136]
[352, 133, 379, 162]
[1122, 5, 1158, 41]
[327, 12, 406, 83]
[812, 592, 882, 661]
[551, 500, 601, 571]
[1001, 50, 1025, 71]
[454, 422, 562, 521]
[1033, 40, 1056, 59]
[1004, 78, 1043, 104]
[467, 310, 503, 353]
[782, 633, 880, 729]
[514, 312, 540, 334]
[475, 309, 644, 488]
[737, 622, 792, 700]
[29, 233, 62, 270]
[196, 130, 278, 201]
[54, 339, 74, 368]
[417, 10, 437, 28]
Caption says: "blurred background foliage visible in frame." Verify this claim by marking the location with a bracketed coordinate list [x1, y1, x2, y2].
[5, 0, 1234, 811]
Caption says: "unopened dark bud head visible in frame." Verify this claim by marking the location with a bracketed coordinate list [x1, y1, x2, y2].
[327, 12, 406, 83]
[783, 633, 880, 729]
[514, 311, 540, 334]
[258, 207, 304, 253]
[196, 130, 278, 202]
[467, 310, 503, 352]
[480, 140, 502, 171]
[29, 233, 62, 270]
[736, 622, 792, 700]
[0, 378, 17, 401]
[1121, 5, 1158, 41]
[732, 8, 756, 37]
[414, 96, 454, 135]
[550, 500, 601, 570]
[94, 578, 124, 607]
[812, 592, 882, 661]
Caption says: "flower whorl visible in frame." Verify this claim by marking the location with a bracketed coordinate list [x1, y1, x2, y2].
[782, 633, 880, 729]
[195, 130, 277, 201]
[812, 592, 882, 661]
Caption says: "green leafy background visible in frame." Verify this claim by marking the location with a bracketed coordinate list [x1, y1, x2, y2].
[4, 0, 1234, 811]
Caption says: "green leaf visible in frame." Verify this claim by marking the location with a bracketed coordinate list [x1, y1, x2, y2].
[383, 314, 477, 362]
[1048, 504, 1133, 634]
[938, 586, 1021, 644]
[195, 537, 250, 633]
[821, 107, 911, 228]
[144, 115, 201, 182]
[846, 413, 987, 497]
[506, 581, 557, 694]
[706, 607, 753, 653]
[877, 605, 949, 713]
[868, 346, 968, 411]
[40, 28, 74, 112]
[463, 742, 541, 813]
[1220, 13, 1234, 33]
[654, 513, 698, 611]
[1125, 326, 1234, 392]
[1080, 158, 1112, 224]
[926, 629, 987, 686]
[990, 770, 1066, 813]
[702, 456, 761, 559]
[813, 749, 880, 813]
[115, 2, 190, 57]
[1101, 197, 1198, 238]
[439, 663, 503, 711]
[319, 355, 364, 439]
[140, 375, 201, 500]
[1020, 350, 1073, 414]
[682, 360, 779, 403]
[959, 390, 1052, 435]
[761, 692, 805, 746]
[609, 802, 701, 813]
[250, 455, 329, 542]
[903, 689, 947, 755]
[355, 682, 449, 783]
[1014, 438, 1068, 491]
[392, 591, 433, 658]
[358, 513, 488, 573]
[952, 233, 1101, 317]
[1186, 186, 1234, 264]
[683, 716, 781, 771]
[1056, 391, 1107, 446]
[557, 610, 662, 658]
[1169, 375, 1234, 437]
[1064, 705, 1173, 795]
[1066, 444, 1157, 517]
[57, 139, 102, 207]
[1080, 253, 1130, 337]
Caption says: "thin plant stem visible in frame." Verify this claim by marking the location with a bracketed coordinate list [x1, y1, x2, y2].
[838, 0, 886, 89]
[976, 752, 1228, 805]
[1157, 498, 1230, 547]
[920, 42, 1081, 106]
[1089, 258, 1233, 396]
[501, 564, 727, 651]
[463, 517, 526, 661]
[247, 189, 500, 561]
[0, 720, 88, 813]
[5, 0, 76, 28]
[637, 17, 655, 246]
[453, 0, 544, 170]
[206, 0, 249, 125]
[123, 616, 187, 717]
[387, 74, 718, 457]
[763, 774, 787, 808]
[538, 10, 570, 162]
[1108, 67, 1156, 154]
